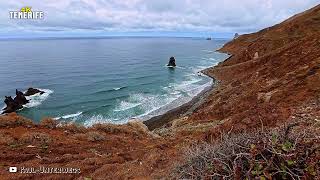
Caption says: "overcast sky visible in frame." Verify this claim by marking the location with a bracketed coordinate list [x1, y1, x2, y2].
[0, 0, 319, 38]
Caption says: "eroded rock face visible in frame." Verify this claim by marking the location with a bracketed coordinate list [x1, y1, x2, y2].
[24, 88, 44, 96]
[167, 57, 176, 67]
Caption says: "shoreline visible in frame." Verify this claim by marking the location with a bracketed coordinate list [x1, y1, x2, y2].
[144, 71, 218, 130]
[0, 63, 222, 130]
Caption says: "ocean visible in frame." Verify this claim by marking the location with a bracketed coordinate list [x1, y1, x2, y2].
[0, 37, 229, 126]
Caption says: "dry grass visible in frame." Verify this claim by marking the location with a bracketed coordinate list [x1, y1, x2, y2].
[92, 123, 125, 134]
[86, 131, 106, 142]
[0, 113, 33, 128]
[172, 123, 319, 179]
[20, 132, 52, 146]
[40, 118, 59, 129]
[59, 123, 88, 134]
[0, 132, 15, 146]
[127, 120, 160, 138]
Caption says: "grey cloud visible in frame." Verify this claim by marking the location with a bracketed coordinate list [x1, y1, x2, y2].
[0, 0, 319, 35]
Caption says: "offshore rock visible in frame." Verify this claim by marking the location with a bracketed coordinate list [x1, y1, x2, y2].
[14, 89, 29, 105]
[167, 57, 176, 67]
[2, 96, 23, 114]
[2, 88, 44, 114]
[24, 88, 44, 96]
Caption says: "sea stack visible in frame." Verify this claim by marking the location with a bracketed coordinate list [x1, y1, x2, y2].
[2, 87, 44, 114]
[14, 89, 29, 105]
[167, 57, 176, 67]
[234, 33, 240, 39]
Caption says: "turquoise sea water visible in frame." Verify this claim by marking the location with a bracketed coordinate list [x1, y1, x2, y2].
[0, 37, 229, 125]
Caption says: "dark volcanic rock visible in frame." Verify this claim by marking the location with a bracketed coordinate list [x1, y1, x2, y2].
[2, 88, 44, 114]
[234, 33, 239, 39]
[2, 96, 23, 114]
[14, 89, 29, 105]
[167, 57, 176, 67]
[24, 88, 44, 96]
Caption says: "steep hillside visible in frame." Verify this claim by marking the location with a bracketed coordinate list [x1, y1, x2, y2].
[183, 4, 320, 139]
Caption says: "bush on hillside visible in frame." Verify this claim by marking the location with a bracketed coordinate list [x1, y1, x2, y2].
[172, 123, 319, 179]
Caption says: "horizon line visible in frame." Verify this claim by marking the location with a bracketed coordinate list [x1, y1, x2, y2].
[0, 35, 232, 41]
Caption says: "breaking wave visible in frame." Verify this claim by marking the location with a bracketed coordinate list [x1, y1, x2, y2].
[54, 112, 83, 120]
[83, 115, 121, 127]
[23, 89, 54, 108]
[106, 74, 212, 121]
[113, 87, 125, 91]
[114, 101, 142, 112]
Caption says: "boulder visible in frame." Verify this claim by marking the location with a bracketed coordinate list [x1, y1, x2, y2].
[167, 57, 176, 67]
[24, 88, 44, 96]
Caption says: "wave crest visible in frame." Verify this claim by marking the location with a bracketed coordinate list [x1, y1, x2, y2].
[54, 112, 83, 120]
[23, 89, 53, 108]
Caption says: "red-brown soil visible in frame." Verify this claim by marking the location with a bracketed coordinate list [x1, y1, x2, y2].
[0, 4, 320, 180]
[196, 4, 320, 140]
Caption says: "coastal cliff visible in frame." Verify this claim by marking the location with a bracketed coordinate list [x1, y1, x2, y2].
[0, 4, 320, 179]
[195, 4, 320, 138]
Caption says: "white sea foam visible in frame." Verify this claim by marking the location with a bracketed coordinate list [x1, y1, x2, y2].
[196, 65, 210, 70]
[82, 73, 213, 125]
[84, 115, 108, 126]
[84, 115, 122, 127]
[23, 89, 54, 108]
[135, 75, 212, 120]
[174, 77, 203, 91]
[166, 74, 207, 94]
[202, 50, 214, 53]
[134, 95, 179, 120]
[186, 80, 213, 97]
[0, 106, 5, 114]
[163, 65, 186, 69]
[54, 112, 83, 120]
[114, 101, 141, 112]
[113, 87, 124, 91]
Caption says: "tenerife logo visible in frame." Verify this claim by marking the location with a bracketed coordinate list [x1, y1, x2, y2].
[10, 7, 44, 19]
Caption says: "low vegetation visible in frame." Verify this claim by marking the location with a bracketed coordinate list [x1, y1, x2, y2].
[86, 131, 106, 142]
[0, 113, 33, 128]
[172, 123, 319, 179]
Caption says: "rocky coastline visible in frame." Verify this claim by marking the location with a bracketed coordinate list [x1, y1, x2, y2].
[2, 88, 45, 114]
[0, 4, 320, 179]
